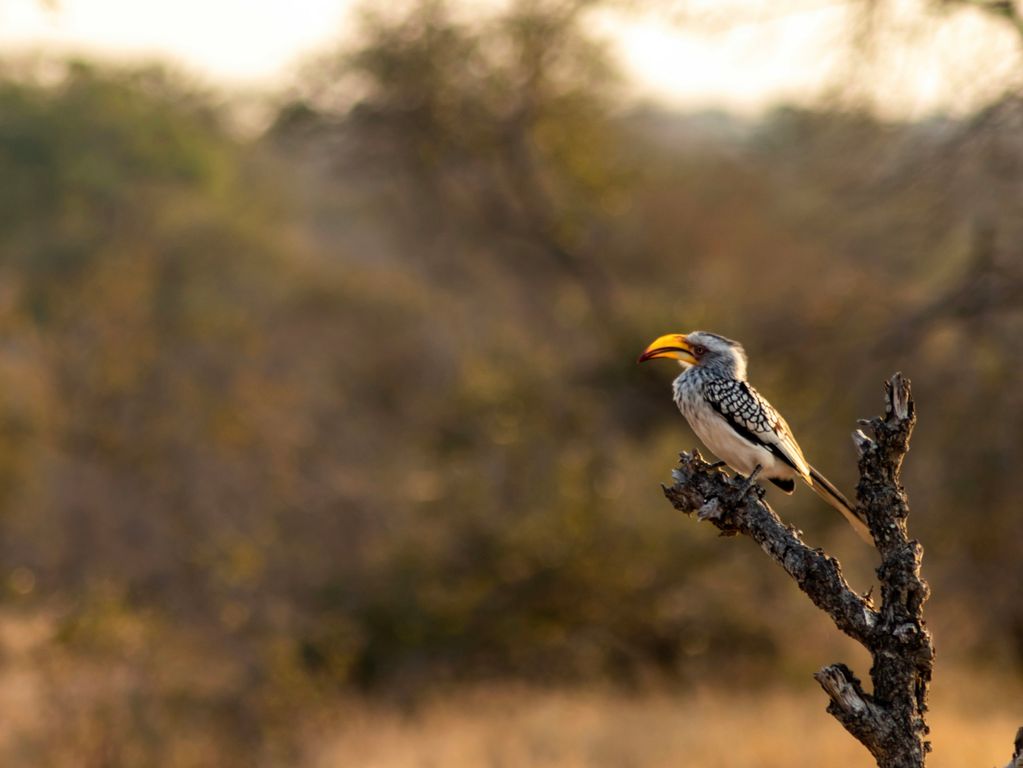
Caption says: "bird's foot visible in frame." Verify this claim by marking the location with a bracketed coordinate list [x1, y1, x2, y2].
[738, 465, 764, 501]
[707, 460, 727, 470]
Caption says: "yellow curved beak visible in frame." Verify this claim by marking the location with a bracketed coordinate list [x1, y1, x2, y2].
[637, 333, 696, 364]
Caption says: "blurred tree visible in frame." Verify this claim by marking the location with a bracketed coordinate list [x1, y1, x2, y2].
[275, 0, 629, 321]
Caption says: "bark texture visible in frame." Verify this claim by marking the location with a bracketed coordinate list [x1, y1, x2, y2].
[662, 373, 1019, 767]
[1008, 727, 1023, 768]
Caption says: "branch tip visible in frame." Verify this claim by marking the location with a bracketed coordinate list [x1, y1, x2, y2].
[815, 664, 868, 716]
[886, 372, 913, 422]
[852, 428, 874, 456]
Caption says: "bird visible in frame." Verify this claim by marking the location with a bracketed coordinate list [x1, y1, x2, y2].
[638, 330, 870, 540]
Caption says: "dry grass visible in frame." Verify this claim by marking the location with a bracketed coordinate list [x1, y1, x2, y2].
[0, 610, 1017, 766]
[314, 672, 1022, 768]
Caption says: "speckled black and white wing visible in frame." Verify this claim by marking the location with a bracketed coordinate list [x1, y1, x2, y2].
[701, 378, 811, 479]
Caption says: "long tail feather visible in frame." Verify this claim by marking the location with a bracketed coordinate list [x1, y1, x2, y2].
[806, 465, 871, 542]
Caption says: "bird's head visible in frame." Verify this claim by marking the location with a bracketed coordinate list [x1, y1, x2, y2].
[637, 331, 747, 379]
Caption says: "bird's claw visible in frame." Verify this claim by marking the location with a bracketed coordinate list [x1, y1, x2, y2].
[738, 465, 763, 501]
[707, 460, 727, 470]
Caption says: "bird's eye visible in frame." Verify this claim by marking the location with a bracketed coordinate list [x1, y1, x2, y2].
[692, 344, 707, 356]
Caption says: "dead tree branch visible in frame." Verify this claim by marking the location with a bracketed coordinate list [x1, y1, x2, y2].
[662, 373, 1019, 767]
[1008, 727, 1023, 768]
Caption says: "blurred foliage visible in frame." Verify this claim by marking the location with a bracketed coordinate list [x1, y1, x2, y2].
[0, 0, 1021, 763]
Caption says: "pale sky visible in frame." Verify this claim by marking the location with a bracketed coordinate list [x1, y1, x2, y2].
[0, 0, 1020, 118]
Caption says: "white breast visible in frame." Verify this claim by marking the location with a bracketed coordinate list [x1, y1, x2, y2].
[674, 375, 796, 480]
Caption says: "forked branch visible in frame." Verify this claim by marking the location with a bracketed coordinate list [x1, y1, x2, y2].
[662, 373, 1018, 767]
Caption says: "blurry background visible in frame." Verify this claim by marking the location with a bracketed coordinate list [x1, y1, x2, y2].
[0, 0, 1021, 765]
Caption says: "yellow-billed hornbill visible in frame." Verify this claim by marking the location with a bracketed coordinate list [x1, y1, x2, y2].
[639, 331, 869, 539]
